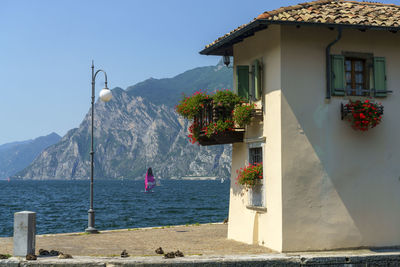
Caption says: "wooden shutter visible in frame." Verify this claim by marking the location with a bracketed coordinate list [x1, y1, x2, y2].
[331, 55, 345, 96]
[374, 57, 387, 97]
[237, 65, 249, 100]
[254, 60, 262, 100]
[250, 64, 255, 100]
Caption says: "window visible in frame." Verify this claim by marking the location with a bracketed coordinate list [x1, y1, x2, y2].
[250, 60, 262, 101]
[345, 58, 368, 96]
[236, 59, 263, 101]
[248, 144, 264, 208]
[331, 53, 387, 97]
[237, 65, 249, 100]
[249, 147, 262, 165]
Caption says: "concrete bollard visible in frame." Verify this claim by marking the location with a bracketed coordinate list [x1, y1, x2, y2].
[13, 211, 36, 256]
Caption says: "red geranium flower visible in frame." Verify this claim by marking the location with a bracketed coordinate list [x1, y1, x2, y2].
[344, 100, 383, 131]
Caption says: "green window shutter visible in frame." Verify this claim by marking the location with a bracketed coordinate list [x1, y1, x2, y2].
[374, 57, 387, 97]
[331, 55, 345, 96]
[237, 65, 249, 100]
[250, 64, 255, 100]
[254, 60, 262, 100]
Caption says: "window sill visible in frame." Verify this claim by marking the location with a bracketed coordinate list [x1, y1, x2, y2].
[246, 205, 267, 213]
[334, 95, 386, 99]
[331, 91, 392, 99]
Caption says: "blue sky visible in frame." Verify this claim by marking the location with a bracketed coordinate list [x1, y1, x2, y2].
[1, 0, 399, 145]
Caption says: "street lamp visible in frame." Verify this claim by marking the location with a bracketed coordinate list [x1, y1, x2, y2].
[85, 61, 112, 234]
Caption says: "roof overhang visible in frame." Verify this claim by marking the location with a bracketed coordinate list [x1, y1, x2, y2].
[200, 20, 400, 56]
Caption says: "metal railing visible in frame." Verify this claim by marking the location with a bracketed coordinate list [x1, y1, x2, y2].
[194, 100, 241, 134]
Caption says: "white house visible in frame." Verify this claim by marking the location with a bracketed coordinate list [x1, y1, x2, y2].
[199, 0, 400, 252]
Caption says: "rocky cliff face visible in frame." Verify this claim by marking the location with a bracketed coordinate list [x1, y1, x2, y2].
[14, 63, 233, 180]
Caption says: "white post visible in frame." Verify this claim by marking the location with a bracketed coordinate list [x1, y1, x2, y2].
[13, 211, 36, 256]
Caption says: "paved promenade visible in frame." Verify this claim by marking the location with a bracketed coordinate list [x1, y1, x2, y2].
[1, 223, 400, 266]
[0, 223, 271, 257]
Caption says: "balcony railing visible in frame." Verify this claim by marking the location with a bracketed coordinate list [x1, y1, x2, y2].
[194, 99, 245, 146]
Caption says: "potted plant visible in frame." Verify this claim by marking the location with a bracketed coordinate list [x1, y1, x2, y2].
[342, 99, 383, 131]
[176, 90, 255, 145]
[212, 89, 243, 109]
[235, 162, 263, 190]
[233, 103, 256, 128]
[175, 90, 209, 120]
[204, 119, 235, 138]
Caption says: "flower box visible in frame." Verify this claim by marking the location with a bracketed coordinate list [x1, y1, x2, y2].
[197, 129, 245, 146]
[341, 100, 383, 131]
[235, 162, 263, 190]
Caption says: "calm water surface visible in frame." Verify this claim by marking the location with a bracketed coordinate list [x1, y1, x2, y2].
[0, 180, 229, 237]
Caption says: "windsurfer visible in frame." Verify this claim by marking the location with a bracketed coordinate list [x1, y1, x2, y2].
[145, 167, 156, 192]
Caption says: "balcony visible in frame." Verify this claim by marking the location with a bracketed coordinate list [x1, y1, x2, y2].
[176, 90, 260, 146]
[194, 100, 245, 146]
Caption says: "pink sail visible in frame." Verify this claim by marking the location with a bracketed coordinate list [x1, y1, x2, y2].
[145, 167, 156, 192]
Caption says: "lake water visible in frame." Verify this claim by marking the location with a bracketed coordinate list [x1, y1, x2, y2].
[0, 179, 230, 237]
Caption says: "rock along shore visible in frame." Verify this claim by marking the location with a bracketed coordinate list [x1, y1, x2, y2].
[2, 253, 400, 266]
[1, 223, 400, 266]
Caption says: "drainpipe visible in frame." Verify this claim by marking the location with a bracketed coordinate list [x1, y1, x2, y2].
[326, 27, 342, 99]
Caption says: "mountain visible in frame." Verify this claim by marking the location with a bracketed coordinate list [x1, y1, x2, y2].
[127, 60, 233, 107]
[0, 133, 61, 179]
[0, 140, 31, 152]
[14, 63, 233, 180]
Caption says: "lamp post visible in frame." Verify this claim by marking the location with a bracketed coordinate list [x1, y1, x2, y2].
[85, 61, 112, 234]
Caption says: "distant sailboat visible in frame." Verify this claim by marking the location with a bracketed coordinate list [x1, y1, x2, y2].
[145, 167, 156, 192]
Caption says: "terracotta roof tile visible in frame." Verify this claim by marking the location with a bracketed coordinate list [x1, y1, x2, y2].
[204, 0, 400, 50]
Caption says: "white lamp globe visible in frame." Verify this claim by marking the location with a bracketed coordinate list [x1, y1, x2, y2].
[99, 88, 112, 102]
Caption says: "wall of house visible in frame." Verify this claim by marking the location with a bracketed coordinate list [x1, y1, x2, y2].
[229, 25, 283, 251]
[280, 25, 400, 251]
